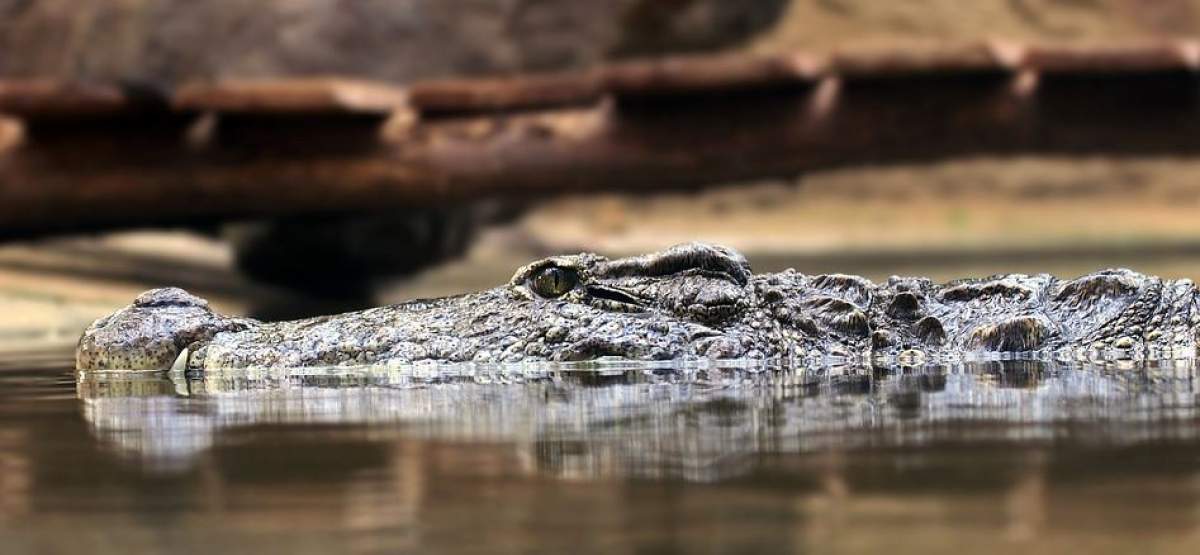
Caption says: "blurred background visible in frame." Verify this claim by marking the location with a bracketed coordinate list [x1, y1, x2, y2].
[5, 0, 1200, 345]
[10, 4, 1200, 553]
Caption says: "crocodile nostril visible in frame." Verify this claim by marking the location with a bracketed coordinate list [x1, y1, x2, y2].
[133, 287, 211, 309]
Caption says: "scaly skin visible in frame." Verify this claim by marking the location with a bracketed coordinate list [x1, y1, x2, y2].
[76, 243, 1200, 371]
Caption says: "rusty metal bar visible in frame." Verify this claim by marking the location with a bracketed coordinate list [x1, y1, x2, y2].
[409, 71, 605, 115]
[0, 80, 147, 119]
[173, 78, 408, 114]
[4, 41, 1200, 237]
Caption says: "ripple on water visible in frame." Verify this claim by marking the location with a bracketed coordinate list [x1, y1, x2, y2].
[6, 350, 1200, 553]
[60, 357, 1200, 477]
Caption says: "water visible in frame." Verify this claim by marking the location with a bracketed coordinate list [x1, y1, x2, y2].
[3, 353, 1200, 553]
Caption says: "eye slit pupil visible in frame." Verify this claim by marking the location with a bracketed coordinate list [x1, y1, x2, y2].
[532, 266, 576, 297]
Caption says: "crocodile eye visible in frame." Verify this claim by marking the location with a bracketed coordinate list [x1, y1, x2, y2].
[530, 266, 578, 298]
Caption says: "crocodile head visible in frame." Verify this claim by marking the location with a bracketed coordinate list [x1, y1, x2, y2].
[77, 243, 788, 371]
[498, 241, 756, 360]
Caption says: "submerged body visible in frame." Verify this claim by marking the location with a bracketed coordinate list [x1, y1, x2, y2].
[77, 243, 1200, 372]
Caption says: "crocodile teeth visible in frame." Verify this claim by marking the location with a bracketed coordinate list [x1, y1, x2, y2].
[170, 348, 191, 372]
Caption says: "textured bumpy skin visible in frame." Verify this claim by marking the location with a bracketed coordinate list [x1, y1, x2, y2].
[76, 243, 1200, 371]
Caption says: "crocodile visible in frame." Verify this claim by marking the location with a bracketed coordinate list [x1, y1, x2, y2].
[76, 242, 1200, 372]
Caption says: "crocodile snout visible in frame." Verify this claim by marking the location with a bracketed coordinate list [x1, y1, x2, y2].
[76, 288, 252, 371]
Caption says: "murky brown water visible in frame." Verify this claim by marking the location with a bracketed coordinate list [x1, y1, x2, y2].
[2, 351, 1200, 554]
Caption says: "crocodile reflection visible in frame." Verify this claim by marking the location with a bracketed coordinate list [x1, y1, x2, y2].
[78, 361, 1200, 480]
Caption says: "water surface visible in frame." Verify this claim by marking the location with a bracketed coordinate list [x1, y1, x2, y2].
[3, 353, 1200, 553]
